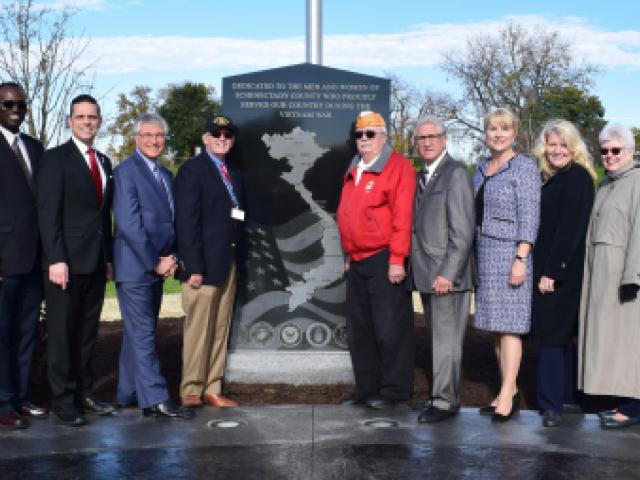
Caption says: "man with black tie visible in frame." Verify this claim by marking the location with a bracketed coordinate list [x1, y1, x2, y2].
[38, 94, 115, 426]
[409, 115, 475, 423]
[112, 113, 193, 420]
[0, 82, 47, 429]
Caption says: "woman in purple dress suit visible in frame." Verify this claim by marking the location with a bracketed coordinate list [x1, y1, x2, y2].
[472, 108, 541, 422]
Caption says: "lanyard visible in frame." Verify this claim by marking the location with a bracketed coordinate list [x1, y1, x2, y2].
[207, 152, 239, 206]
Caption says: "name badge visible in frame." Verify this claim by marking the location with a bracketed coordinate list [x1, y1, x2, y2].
[231, 207, 245, 221]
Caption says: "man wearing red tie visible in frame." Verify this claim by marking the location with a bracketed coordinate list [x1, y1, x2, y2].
[38, 95, 115, 426]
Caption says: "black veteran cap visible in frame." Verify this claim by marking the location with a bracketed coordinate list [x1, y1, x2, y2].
[203, 114, 237, 134]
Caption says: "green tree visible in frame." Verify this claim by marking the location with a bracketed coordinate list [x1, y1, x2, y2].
[527, 85, 606, 159]
[107, 85, 155, 162]
[633, 128, 640, 157]
[158, 82, 221, 163]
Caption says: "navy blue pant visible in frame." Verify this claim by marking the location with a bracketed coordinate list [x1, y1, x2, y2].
[346, 249, 415, 401]
[116, 281, 169, 409]
[0, 270, 42, 414]
[618, 399, 640, 417]
[536, 343, 578, 414]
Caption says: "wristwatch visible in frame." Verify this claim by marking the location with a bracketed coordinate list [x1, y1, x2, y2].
[515, 254, 527, 263]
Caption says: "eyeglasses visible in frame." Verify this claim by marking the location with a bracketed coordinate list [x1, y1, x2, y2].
[211, 129, 234, 140]
[416, 133, 444, 142]
[137, 133, 166, 140]
[1, 100, 27, 110]
[600, 147, 623, 156]
[354, 130, 378, 140]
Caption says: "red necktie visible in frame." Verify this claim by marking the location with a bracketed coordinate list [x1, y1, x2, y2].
[219, 161, 232, 182]
[87, 148, 103, 205]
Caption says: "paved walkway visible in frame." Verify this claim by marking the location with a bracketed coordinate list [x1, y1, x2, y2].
[1, 406, 638, 479]
[100, 292, 467, 321]
[101, 293, 184, 321]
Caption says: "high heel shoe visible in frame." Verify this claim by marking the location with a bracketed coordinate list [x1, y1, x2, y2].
[491, 392, 520, 423]
[479, 404, 496, 416]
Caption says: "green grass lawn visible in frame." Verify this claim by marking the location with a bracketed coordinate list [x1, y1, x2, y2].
[104, 277, 181, 298]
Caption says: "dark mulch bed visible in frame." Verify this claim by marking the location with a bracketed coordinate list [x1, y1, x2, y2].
[29, 315, 617, 412]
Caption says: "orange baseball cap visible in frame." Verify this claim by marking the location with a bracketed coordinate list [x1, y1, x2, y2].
[355, 111, 385, 129]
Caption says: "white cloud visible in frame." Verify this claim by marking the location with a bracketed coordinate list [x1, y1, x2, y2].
[78, 15, 640, 74]
[33, 0, 107, 10]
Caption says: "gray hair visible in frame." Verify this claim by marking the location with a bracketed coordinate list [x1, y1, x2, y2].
[599, 123, 634, 149]
[134, 113, 169, 136]
[414, 115, 446, 137]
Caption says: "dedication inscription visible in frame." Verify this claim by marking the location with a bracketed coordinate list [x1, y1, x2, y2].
[223, 63, 390, 351]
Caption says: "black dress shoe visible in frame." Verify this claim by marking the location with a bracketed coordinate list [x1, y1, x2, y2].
[542, 410, 562, 428]
[142, 401, 195, 419]
[491, 392, 520, 423]
[82, 397, 116, 415]
[20, 401, 48, 418]
[418, 406, 457, 424]
[562, 403, 584, 415]
[339, 394, 366, 406]
[50, 409, 87, 427]
[478, 404, 496, 416]
[0, 410, 29, 429]
[366, 396, 398, 410]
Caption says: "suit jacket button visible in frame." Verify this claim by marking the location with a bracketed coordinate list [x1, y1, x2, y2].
[231, 243, 236, 247]
[560, 262, 566, 269]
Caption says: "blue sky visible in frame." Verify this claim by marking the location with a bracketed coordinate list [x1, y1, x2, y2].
[21, 0, 640, 128]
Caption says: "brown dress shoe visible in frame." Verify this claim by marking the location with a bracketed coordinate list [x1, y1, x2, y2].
[20, 401, 48, 418]
[0, 410, 29, 429]
[182, 395, 203, 408]
[202, 394, 238, 407]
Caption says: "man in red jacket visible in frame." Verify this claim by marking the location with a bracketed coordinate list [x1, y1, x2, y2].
[337, 111, 416, 409]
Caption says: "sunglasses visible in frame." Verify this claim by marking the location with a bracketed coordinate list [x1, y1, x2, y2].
[600, 147, 623, 156]
[354, 130, 378, 140]
[1, 100, 27, 110]
[211, 129, 234, 139]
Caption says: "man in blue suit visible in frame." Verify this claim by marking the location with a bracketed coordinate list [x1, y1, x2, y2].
[112, 113, 193, 420]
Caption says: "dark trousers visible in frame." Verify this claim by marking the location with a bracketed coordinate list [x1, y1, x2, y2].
[116, 281, 168, 409]
[536, 343, 578, 413]
[346, 250, 414, 401]
[45, 268, 106, 412]
[618, 399, 640, 417]
[0, 269, 42, 414]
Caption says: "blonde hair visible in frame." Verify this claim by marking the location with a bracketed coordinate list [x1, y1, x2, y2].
[484, 108, 519, 134]
[533, 119, 597, 181]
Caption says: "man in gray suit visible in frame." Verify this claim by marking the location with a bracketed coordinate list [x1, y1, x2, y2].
[410, 115, 475, 423]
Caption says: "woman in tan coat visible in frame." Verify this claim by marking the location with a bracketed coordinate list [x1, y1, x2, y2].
[578, 123, 640, 429]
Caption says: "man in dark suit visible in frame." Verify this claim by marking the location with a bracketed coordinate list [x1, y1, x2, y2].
[38, 94, 115, 426]
[0, 82, 47, 429]
[409, 115, 475, 423]
[173, 115, 244, 408]
[113, 113, 193, 420]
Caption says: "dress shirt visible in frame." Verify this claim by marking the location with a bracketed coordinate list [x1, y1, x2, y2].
[71, 135, 106, 192]
[0, 125, 32, 173]
[423, 150, 447, 183]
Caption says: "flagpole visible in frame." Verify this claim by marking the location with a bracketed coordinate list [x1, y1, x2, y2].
[306, 0, 322, 65]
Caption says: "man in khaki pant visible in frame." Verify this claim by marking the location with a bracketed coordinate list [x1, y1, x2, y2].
[173, 115, 244, 408]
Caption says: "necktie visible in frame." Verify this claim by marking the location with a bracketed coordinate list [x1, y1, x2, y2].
[153, 164, 174, 216]
[12, 137, 34, 192]
[87, 148, 103, 205]
[219, 161, 232, 182]
[417, 167, 429, 200]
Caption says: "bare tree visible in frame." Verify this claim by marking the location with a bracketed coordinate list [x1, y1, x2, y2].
[439, 22, 597, 153]
[0, 0, 94, 147]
